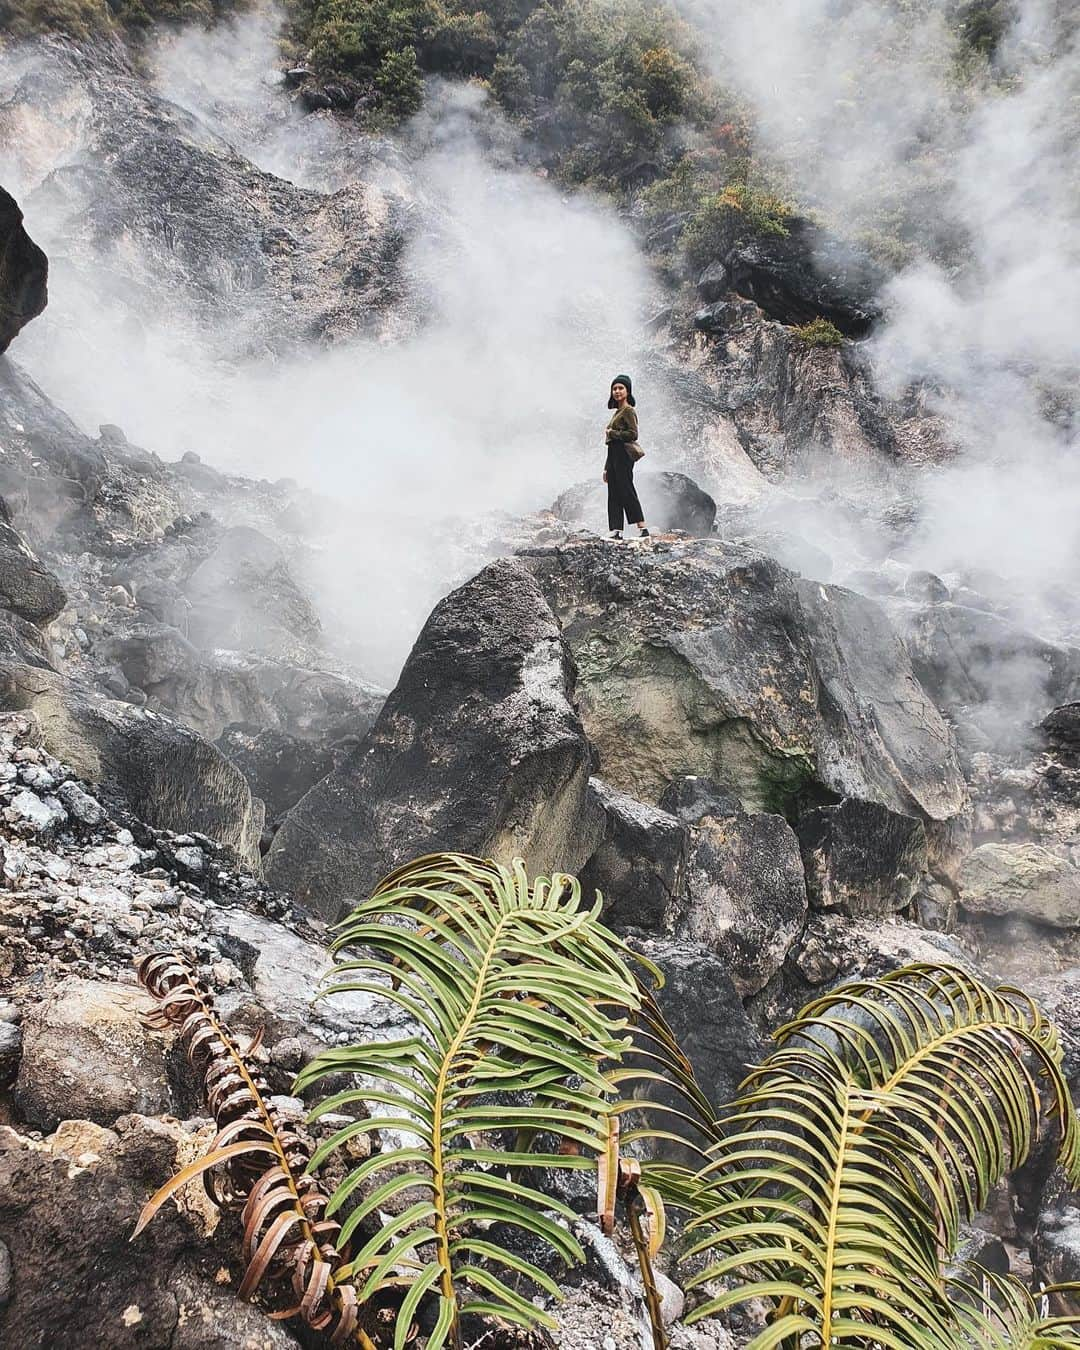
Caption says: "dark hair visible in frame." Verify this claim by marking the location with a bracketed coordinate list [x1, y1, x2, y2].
[608, 373, 635, 409]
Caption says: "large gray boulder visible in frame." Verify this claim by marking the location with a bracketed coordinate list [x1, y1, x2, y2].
[267, 559, 603, 920]
[892, 601, 1080, 734]
[0, 666, 263, 865]
[0, 186, 47, 353]
[552, 471, 717, 537]
[522, 538, 967, 867]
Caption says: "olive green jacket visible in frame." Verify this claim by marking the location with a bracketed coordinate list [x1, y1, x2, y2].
[605, 404, 639, 445]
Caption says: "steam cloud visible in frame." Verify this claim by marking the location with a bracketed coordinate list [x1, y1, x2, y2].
[0, 12, 668, 679]
[688, 0, 1080, 643]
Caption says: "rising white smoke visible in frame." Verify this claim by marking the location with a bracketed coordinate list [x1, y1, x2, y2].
[0, 13, 671, 679]
[688, 0, 1080, 642]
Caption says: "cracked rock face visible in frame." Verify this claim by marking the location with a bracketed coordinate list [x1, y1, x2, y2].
[1, 42, 415, 355]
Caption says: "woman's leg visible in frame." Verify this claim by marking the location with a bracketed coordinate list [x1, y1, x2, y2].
[622, 464, 645, 528]
[606, 464, 625, 531]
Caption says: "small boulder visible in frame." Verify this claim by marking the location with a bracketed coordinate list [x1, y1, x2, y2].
[959, 843, 1080, 929]
[1043, 703, 1080, 756]
[578, 778, 687, 931]
[682, 809, 808, 996]
[13, 979, 172, 1132]
[1034, 1172, 1080, 1294]
[797, 798, 929, 917]
[551, 472, 716, 537]
[0, 544, 66, 625]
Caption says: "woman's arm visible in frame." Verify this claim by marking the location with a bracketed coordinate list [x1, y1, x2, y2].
[607, 407, 639, 443]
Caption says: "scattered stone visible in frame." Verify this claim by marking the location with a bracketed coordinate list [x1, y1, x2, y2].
[8, 788, 66, 833]
[57, 780, 107, 826]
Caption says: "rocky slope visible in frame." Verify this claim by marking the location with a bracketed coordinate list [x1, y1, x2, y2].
[2, 26, 1080, 1350]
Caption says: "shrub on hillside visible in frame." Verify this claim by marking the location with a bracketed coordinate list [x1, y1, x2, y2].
[682, 183, 792, 269]
[375, 45, 423, 116]
[0, 0, 110, 37]
[794, 316, 845, 348]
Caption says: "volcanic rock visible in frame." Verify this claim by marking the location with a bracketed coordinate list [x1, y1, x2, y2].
[797, 797, 929, 918]
[720, 216, 885, 337]
[267, 559, 604, 920]
[959, 842, 1080, 929]
[0, 1115, 303, 1348]
[0, 186, 47, 353]
[629, 935, 768, 1143]
[658, 774, 742, 824]
[894, 601, 1080, 731]
[1043, 703, 1080, 757]
[578, 777, 687, 931]
[0, 666, 262, 865]
[682, 808, 807, 995]
[13, 979, 172, 1131]
[0, 534, 66, 625]
[183, 526, 321, 657]
[522, 538, 966, 865]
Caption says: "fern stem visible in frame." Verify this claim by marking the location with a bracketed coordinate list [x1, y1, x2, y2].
[430, 912, 512, 1350]
[820, 1082, 852, 1340]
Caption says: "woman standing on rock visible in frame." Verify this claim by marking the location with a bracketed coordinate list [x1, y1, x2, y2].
[604, 374, 649, 540]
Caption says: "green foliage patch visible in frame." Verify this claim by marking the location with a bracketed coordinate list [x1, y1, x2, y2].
[794, 316, 845, 348]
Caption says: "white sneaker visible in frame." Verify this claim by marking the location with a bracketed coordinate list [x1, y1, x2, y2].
[608, 530, 623, 540]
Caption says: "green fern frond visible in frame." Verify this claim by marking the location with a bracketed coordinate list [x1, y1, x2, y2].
[293, 853, 645, 1350]
[952, 1270, 1080, 1347]
[684, 963, 1080, 1349]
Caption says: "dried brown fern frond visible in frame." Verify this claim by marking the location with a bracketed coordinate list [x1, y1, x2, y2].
[133, 952, 375, 1348]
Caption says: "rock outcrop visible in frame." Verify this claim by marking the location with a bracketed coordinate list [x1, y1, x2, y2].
[522, 537, 967, 866]
[267, 559, 604, 919]
[1, 41, 412, 353]
[0, 187, 47, 353]
[711, 217, 886, 337]
[0, 670, 263, 865]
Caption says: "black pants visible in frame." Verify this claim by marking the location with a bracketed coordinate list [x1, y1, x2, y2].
[606, 446, 644, 530]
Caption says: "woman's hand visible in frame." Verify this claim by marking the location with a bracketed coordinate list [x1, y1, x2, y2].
[602, 470, 607, 483]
